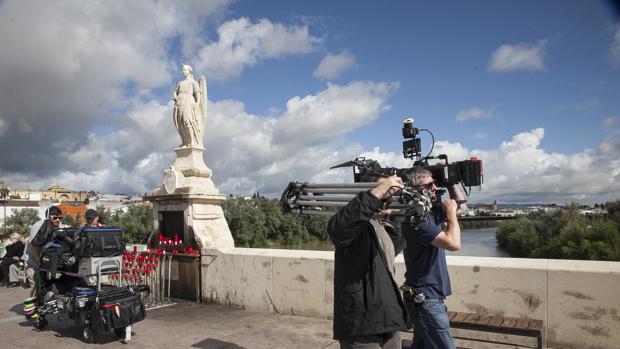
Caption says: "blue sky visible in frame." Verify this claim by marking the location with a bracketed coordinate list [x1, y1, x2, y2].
[0, 0, 619, 204]
[218, 0, 619, 154]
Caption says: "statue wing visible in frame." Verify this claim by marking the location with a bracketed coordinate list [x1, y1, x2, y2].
[199, 76, 207, 131]
[172, 82, 180, 131]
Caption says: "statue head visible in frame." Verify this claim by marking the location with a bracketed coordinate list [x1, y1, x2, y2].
[182, 64, 194, 78]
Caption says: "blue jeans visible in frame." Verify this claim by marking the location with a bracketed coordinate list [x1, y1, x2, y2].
[406, 299, 455, 349]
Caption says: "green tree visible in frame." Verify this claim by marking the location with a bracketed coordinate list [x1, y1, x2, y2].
[496, 201, 620, 261]
[94, 205, 114, 226]
[1, 208, 40, 236]
[222, 196, 330, 248]
[109, 205, 154, 244]
[62, 212, 82, 228]
[607, 200, 620, 223]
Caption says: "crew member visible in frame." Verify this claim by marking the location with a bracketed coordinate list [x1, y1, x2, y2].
[401, 167, 467, 349]
[84, 209, 104, 227]
[27, 206, 64, 302]
[328, 175, 408, 349]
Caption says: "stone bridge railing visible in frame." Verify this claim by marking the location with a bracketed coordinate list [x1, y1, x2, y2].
[199, 248, 620, 349]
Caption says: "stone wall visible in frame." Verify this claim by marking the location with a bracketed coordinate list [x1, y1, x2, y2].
[201, 248, 620, 349]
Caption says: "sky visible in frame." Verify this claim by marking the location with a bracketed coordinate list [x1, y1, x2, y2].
[0, 0, 619, 204]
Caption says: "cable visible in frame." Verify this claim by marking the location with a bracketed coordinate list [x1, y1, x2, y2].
[419, 129, 435, 160]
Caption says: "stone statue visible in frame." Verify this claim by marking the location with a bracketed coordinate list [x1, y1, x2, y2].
[173, 64, 207, 148]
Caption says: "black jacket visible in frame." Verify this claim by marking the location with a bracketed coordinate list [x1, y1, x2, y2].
[3, 241, 25, 263]
[328, 191, 407, 340]
[31, 219, 56, 248]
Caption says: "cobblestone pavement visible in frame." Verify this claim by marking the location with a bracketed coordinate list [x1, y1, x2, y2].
[0, 286, 340, 348]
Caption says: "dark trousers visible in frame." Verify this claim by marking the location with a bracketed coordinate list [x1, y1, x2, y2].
[339, 332, 402, 349]
[0, 260, 18, 283]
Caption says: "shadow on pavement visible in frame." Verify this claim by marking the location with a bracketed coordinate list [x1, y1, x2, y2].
[192, 338, 248, 349]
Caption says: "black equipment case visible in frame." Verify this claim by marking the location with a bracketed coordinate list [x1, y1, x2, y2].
[73, 227, 126, 258]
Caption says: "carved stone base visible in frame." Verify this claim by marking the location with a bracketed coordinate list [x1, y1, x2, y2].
[145, 193, 235, 249]
[172, 146, 212, 178]
[146, 146, 234, 249]
[153, 147, 218, 196]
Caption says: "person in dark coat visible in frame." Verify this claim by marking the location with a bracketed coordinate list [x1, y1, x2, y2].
[1, 233, 26, 286]
[328, 175, 408, 349]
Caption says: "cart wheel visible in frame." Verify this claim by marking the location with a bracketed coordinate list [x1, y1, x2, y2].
[82, 326, 96, 343]
[34, 317, 48, 330]
[114, 328, 126, 338]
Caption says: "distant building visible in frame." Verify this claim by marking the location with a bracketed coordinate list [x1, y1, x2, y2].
[0, 198, 53, 225]
[4, 184, 87, 202]
[58, 202, 88, 222]
[0, 180, 145, 224]
[474, 200, 498, 215]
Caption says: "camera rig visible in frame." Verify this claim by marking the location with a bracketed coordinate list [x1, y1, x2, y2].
[279, 118, 484, 226]
[400, 118, 483, 189]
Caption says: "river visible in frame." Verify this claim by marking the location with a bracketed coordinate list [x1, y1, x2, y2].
[277, 228, 509, 258]
[445, 228, 509, 258]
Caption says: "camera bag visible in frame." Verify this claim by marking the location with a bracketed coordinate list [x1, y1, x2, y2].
[90, 287, 146, 331]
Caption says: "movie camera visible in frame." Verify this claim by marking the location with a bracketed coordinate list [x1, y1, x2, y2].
[279, 118, 484, 225]
[400, 118, 483, 189]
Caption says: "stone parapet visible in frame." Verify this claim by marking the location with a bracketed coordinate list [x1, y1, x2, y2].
[201, 248, 620, 349]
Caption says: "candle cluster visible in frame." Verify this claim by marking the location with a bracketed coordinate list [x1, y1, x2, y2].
[157, 233, 200, 255]
[110, 245, 172, 306]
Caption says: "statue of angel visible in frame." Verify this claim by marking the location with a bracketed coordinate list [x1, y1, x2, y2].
[172, 64, 207, 148]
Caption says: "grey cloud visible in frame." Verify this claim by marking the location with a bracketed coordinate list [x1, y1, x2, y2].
[0, 0, 228, 187]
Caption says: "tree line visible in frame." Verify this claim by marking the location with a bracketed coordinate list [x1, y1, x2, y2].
[0, 205, 153, 244]
[222, 196, 329, 247]
[496, 200, 620, 261]
[4, 198, 619, 261]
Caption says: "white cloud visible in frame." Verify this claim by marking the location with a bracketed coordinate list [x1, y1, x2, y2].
[455, 106, 494, 122]
[0, 117, 7, 138]
[197, 17, 322, 81]
[313, 51, 358, 80]
[488, 39, 547, 72]
[313, 128, 620, 204]
[473, 132, 488, 140]
[205, 80, 397, 194]
[432, 128, 619, 203]
[602, 116, 618, 130]
[2, 80, 395, 196]
[0, 0, 230, 179]
[273, 81, 399, 146]
[611, 25, 620, 67]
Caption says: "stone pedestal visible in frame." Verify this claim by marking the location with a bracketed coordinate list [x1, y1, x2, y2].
[145, 146, 234, 249]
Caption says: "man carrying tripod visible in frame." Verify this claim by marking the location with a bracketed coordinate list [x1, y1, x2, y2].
[328, 175, 408, 349]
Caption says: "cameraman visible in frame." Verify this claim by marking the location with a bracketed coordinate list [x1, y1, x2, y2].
[328, 175, 408, 349]
[401, 167, 466, 349]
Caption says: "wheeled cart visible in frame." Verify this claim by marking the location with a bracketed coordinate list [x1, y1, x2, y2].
[30, 228, 149, 343]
